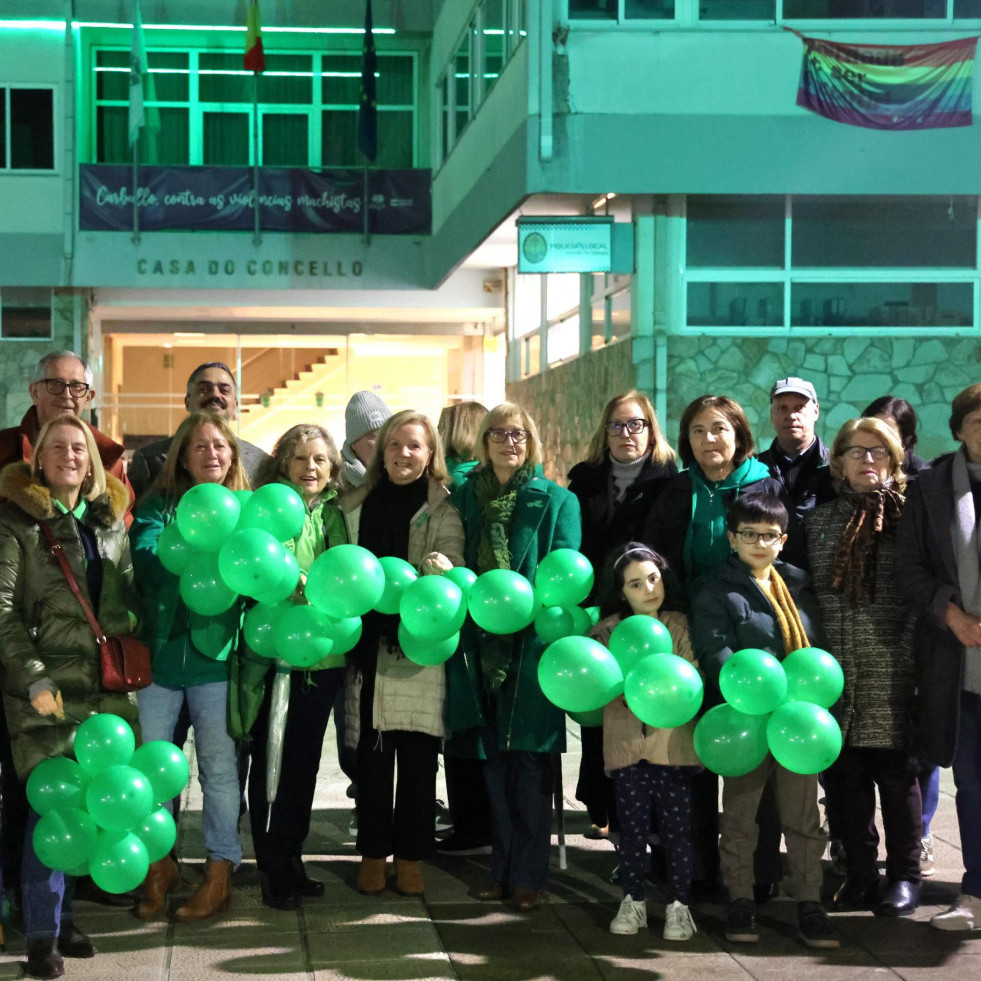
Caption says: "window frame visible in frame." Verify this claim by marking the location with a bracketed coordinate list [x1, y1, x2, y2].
[0, 288, 55, 342]
[0, 84, 58, 173]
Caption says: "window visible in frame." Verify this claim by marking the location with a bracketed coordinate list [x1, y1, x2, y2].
[784, 0, 944, 15]
[1, 87, 55, 170]
[687, 196, 784, 268]
[0, 288, 52, 340]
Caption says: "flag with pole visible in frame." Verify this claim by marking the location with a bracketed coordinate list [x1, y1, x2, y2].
[245, 0, 266, 74]
[128, 0, 149, 146]
[358, 0, 378, 161]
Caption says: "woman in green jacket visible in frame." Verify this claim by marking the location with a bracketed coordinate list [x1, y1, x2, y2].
[246, 424, 349, 910]
[129, 411, 249, 923]
[449, 402, 581, 912]
[0, 414, 139, 979]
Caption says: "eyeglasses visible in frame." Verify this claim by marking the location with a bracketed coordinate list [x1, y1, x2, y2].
[487, 428, 530, 444]
[40, 378, 90, 398]
[606, 418, 649, 436]
[842, 445, 889, 461]
[735, 529, 783, 546]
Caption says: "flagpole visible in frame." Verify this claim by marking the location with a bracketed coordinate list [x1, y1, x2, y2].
[253, 74, 261, 246]
[362, 163, 369, 245]
[132, 144, 140, 245]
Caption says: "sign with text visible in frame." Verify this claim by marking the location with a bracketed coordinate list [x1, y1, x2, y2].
[517, 218, 613, 273]
[79, 165, 432, 235]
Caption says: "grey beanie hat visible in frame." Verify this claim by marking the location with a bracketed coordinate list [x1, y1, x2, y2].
[345, 390, 393, 445]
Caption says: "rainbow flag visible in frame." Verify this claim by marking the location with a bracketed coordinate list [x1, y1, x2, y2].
[796, 35, 977, 130]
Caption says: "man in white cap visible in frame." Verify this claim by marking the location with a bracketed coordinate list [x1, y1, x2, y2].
[340, 390, 393, 490]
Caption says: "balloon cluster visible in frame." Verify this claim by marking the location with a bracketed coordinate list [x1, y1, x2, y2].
[28, 714, 190, 893]
[694, 646, 844, 777]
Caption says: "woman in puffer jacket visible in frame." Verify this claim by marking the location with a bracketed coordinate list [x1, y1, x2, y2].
[0, 414, 139, 980]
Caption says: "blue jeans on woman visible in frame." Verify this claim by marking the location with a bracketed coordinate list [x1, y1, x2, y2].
[138, 681, 242, 866]
[22, 808, 74, 940]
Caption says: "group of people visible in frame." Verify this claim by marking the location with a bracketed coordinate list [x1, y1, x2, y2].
[0, 351, 979, 979]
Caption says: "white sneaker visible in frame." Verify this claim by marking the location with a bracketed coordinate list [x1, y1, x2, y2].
[663, 900, 696, 941]
[920, 834, 935, 876]
[610, 895, 647, 935]
[931, 894, 981, 931]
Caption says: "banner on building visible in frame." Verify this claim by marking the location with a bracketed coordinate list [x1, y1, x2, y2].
[796, 34, 978, 130]
[78, 165, 432, 234]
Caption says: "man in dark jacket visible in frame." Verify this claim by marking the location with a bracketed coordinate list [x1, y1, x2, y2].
[758, 376, 834, 570]
[128, 361, 269, 498]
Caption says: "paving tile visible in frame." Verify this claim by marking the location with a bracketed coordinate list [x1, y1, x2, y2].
[307, 922, 444, 965]
[891, 952, 981, 980]
[312, 956, 456, 981]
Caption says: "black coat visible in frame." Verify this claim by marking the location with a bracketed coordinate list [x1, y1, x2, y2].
[567, 454, 676, 582]
[895, 452, 964, 767]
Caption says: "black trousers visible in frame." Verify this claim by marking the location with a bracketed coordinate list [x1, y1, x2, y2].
[823, 745, 923, 883]
[444, 755, 492, 844]
[575, 725, 618, 830]
[248, 666, 345, 870]
[0, 698, 28, 882]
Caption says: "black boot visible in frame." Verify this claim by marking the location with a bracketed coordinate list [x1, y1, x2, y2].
[57, 921, 95, 958]
[290, 857, 325, 898]
[260, 867, 300, 911]
[26, 939, 65, 980]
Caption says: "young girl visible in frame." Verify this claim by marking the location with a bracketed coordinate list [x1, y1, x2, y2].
[591, 542, 700, 941]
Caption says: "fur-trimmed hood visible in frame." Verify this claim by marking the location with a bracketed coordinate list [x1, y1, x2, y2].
[0, 462, 129, 525]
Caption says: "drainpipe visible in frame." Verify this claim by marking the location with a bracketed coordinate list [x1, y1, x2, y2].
[539, 0, 553, 161]
[62, 0, 77, 286]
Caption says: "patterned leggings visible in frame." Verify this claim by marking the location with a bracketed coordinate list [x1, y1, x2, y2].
[612, 761, 697, 904]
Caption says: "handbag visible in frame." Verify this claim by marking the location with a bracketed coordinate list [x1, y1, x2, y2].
[40, 522, 152, 693]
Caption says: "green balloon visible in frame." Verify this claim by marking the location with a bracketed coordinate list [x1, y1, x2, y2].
[157, 521, 198, 576]
[693, 704, 770, 777]
[306, 544, 385, 619]
[398, 623, 460, 666]
[131, 741, 190, 804]
[33, 806, 98, 872]
[535, 548, 595, 608]
[568, 706, 605, 727]
[609, 615, 674, 674]
[218, 529, 288, 599]
[624, 654, 703, 729]
[568, 606, 593, 636]
[537, 636, 624, 713]
[234, 489, 253, 506]
[89, 830, 150, 894]
[443, 566, 477, 597]
[400, 576, 465, 642]
[189, 611, 236, 660]
[26, 757, 89, 816]
[180, 552, 238, 616]
[134, 806, 177, 863]
[253, 550, 300, 604]
[244, 600, 291, 658]
[238, 483, 306, 542]
[767, 701, 842, 775]
[274, 604, 334, 668]
[326, 616, 363, 656]
[74, 713, 136, 776]
[85, 764, 155, 832]
[783, 647, 844, 710]
[535, 605, 576, 645]
[720, 648, 788, 716]
[468, 569, 538, 635]
[175, 483, 241, 553]
[584, 606, 601, 626]
[375, 556, 419, 615]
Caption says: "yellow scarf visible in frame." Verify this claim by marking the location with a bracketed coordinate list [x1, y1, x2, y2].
[765, 568, 810, 655]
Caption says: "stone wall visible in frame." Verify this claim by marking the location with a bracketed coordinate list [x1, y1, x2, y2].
[665, 334, 978, 463]
[506, 339, 636, 483]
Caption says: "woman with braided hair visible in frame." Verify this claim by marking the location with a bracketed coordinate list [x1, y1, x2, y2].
[807, 416, 921, 917]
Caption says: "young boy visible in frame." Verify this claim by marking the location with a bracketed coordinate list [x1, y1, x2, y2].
[691, 491, 838, 949]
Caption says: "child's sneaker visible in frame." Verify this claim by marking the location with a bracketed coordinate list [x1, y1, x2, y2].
[725, 898, 758, 943]
[920, 834, 935, 876]
[797, 901, 840, 948]
[610, 895, 647, 935]
[663, 900, 696, 941]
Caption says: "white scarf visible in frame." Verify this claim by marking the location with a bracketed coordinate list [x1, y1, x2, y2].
[951, 449, 981, 694]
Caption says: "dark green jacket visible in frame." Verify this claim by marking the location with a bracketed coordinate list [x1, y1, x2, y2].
[448, 468, 581, 753]
[0, 464, 140, 780]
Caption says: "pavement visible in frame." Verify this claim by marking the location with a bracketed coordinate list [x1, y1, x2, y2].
[1, 721, 978, 981]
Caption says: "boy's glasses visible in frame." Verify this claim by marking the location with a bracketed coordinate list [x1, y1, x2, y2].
[735, 529, 782, 546]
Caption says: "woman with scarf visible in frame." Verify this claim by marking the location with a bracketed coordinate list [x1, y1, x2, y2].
[808, 417, 921, 917]
[448, 402, 581, 912]
[340, 409, 463, 898]
[898, 383, 981, 931]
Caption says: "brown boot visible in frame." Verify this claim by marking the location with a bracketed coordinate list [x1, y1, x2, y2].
[394, 858, 424, 896]
[174, 859, 232, 921]
[357, 857, 387, 895]
[136, 856, 180, 920]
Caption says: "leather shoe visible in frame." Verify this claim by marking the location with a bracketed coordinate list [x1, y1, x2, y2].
[512, 887, 546, 912]
[876, 879, 921, 917]
[476, 880, 507, 901]
[260, 869, 300, 911]
[74, 875, 136, 907]
[57, 922, 95, 958]
[833, 875, 881, 910]
[26, 939, 64, 980]
[290, 858, 324, 899]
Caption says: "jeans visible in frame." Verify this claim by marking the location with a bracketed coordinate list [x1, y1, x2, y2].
[22, 808, 75, 940]
[918, 762, 941, 838]
[138, 681, 242, 866]
[953, 690, 981, 897]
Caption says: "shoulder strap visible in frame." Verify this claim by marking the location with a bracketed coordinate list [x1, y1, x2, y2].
[39, 521, 106, 642]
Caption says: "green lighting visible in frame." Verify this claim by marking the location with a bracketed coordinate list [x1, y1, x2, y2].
[95, 67, 381, 78]
[72, 21, 395, 34]
[0, 19, 65, 30]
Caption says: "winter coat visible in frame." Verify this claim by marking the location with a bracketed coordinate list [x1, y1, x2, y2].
[895, 452, 966, 766]
[592, 611, 701, 772]
[807, 495, 915, 749]
[446, 457, 480, 490]
[690, 553, 829, 702]
[447, 468, 582, 754]
[568, 454, 677, 585]
[0, 463, 140, 781]
[341, 477, 465, 744]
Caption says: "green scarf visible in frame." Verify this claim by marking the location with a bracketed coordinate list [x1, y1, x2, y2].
[683, 456, 770, 593]
[474, 462, 537, 575]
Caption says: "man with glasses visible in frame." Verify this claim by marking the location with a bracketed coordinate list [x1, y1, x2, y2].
[128, 361, 270, 499]
[758, 377, 834, 570]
